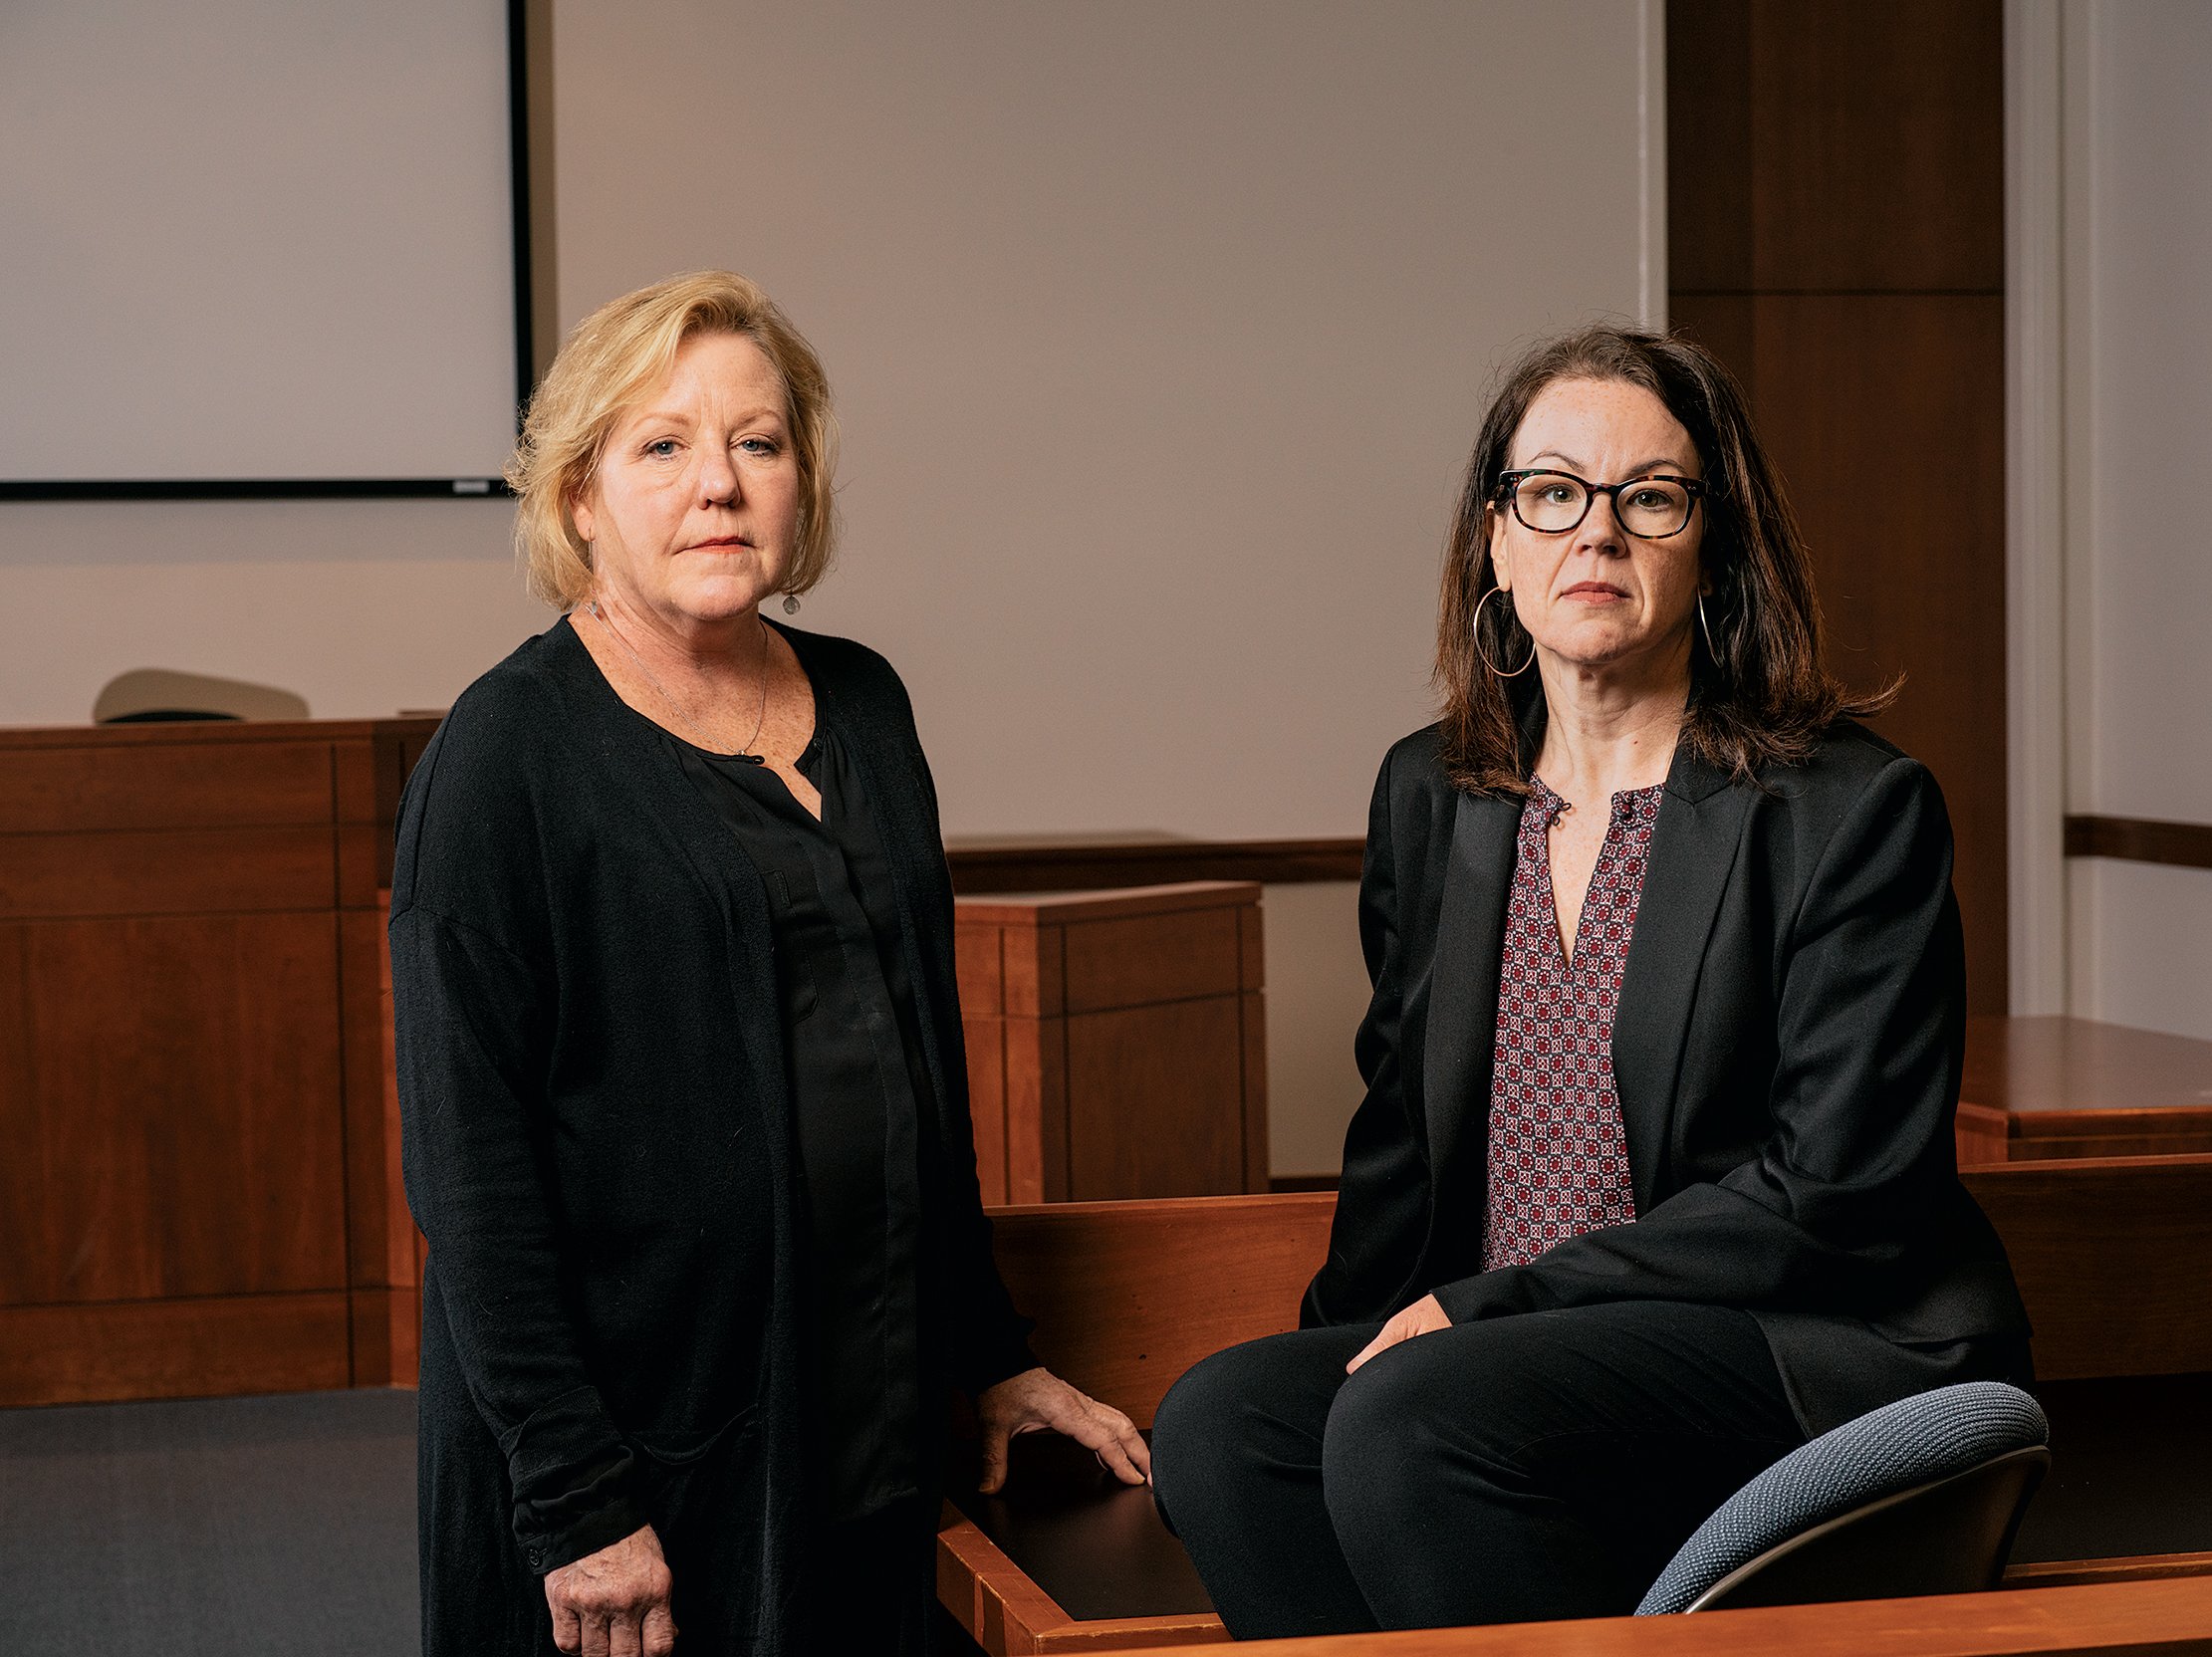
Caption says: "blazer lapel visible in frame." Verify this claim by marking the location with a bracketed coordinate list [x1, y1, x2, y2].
[1421, 786, 1523, 1194]
[1611, 745, 1752, 1211]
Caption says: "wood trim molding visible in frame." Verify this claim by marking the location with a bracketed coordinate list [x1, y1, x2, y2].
[2063, 816, 2212, 870]
[2005, 1552, 2212, 1590]
[946, 837, 1362, 894]
[2007, 0, 2068, 1014]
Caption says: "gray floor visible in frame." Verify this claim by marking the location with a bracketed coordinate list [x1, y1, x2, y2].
[0, 1388, 418, 1657]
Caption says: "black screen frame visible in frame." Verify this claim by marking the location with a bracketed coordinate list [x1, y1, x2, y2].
[0, 0, 533, 502]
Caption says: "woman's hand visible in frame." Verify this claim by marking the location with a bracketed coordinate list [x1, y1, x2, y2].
[1346, 1293, 1451, 1373]
[977, 1365, 1151, 1493]
[544, 1524, 676, 1657]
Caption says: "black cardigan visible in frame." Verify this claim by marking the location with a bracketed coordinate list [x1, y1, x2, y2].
[390, 617, 1031, 1654]
[1305, 720, 2032, 1434]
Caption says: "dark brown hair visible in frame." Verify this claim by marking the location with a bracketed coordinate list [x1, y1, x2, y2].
[1436, 324, 1889, 793]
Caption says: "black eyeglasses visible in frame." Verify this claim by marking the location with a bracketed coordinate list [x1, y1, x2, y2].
[1492, 469, 1706, 540]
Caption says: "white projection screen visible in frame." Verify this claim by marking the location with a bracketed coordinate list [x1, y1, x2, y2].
[0, 0, 522, 494]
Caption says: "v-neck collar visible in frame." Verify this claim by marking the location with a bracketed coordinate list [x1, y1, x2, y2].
[1422, 737, 1753, 1222]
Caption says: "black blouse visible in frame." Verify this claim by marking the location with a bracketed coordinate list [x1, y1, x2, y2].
[673, 721, 926, 1524]
[394, 619, 1037, 1655]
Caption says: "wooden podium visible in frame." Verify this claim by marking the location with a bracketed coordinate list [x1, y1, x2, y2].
[956, 883, 1269, 1204]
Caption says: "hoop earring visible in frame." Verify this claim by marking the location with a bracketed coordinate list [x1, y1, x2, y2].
[1473, 587, 1536, 678]
[1689, 584, 1725, 654]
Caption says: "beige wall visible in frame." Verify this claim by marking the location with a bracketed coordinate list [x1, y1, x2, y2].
[554, 0, 1660, 842]
[0, 499, 536, 725]
[2021, 0, 2212, 1040]
[8, 0, 1661, 1173]
[1261, 882, 1370, 1178]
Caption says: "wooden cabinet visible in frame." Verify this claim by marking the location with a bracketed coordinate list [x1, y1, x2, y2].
[956, 882, 1268, 1204]
[0, 718, 433, 1407]
[1956, 1016, 2212, 1165]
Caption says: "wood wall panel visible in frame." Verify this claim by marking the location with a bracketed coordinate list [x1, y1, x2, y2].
[1670, 1, 2004, 293]
[343, 908, 413, 1292]
[1060, 907, 1243, 1016]
[1665, 0, 1754, 290]
[1963, 1157, 2212, 1382]
[0, 741, 335, 833]
[0, 827, 337, 918]
[336, 822, 383, 908]
[1066, 998, 1247, 1200]
[349, 1286, 421, 1393]
[1737, 293, 2010, 1005]
[964, 1014, 1011, 1206]
[0, 912, 348, 1305]
[0, 1293, 352, 1408]
[0, 719, 435, 1404]
[1669, 0, 2008, 1012]
[985, 1195, 1336, 1429]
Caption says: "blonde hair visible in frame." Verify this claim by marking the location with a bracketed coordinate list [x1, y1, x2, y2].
[507, 271, 840, 609]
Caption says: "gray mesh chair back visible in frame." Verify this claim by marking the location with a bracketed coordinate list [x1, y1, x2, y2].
[1637, 1381, 2049, 1615]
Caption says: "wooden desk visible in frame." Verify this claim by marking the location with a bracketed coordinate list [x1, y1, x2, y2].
[0, 717, 435, 1407]
[1959, 1018, 2212, 1165]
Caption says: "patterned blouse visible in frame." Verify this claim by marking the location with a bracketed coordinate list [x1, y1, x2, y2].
[1482, 775, 1665, 1272]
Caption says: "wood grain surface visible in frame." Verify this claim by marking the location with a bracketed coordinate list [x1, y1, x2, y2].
[0, 912, 347, 1307]
[985, 1193, 1334, 1428]
[959, 885, 1267, 1205]
[0, 1293, 352, 1407]
[1668, 0, 2010, 1013]
[1957, 1018, 2212, 1163]
[1132, 1576, 2212, 1657]
[0, 720, 431, 1404]
[1962, 1156, 2212, 1381]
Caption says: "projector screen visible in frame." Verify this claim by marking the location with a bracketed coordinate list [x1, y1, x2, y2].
[0, 0, 523, 494]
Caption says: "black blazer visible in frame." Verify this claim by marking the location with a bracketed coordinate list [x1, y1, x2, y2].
[390, 617, 1029, 1655]
[1304, 720, 2031, 1434]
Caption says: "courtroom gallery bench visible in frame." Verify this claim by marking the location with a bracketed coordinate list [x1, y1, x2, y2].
[936, 1157, 2212, 1654]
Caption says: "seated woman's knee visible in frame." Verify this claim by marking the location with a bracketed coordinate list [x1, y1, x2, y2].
[1320, 1339, 1470, 1515]
[1151, 1339, 1267, 1509]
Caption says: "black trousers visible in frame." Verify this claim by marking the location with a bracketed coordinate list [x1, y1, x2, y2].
[1148, 1302, 1809, 1638]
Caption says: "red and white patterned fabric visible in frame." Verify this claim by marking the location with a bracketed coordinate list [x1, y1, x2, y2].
[1481, 775, 1663, 1272]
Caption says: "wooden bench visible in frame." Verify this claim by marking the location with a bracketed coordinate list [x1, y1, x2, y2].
[937, 1158, 2212, 1654]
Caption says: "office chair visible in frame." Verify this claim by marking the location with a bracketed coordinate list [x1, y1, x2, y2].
[94, 667, 309, 723]
[1637, 1380, 2049, 1615]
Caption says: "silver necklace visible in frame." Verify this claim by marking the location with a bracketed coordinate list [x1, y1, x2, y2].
[586, 599, 770, 763]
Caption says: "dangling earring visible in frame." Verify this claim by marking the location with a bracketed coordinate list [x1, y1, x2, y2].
[1473, 587, 1536, 677]
[781, 593, 801, 615]
[1696, 592, 1715, 657]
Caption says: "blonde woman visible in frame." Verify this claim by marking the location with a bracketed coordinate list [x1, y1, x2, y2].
[392, 272, 1144, 1657]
